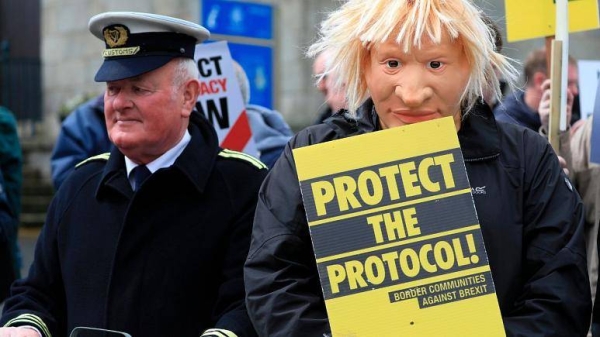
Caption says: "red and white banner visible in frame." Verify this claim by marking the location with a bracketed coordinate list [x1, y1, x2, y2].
[194, 41, 258, 158]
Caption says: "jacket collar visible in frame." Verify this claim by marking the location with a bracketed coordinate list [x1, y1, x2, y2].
[456, 102, 501, 161]
[326, 99, 500, 161]
[96, 111, 219, 198]
[324, 100, 377, 137]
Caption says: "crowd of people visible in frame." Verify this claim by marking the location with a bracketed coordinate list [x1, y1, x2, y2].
[0, 0, 599, 336]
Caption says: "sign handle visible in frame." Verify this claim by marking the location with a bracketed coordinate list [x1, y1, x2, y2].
[547, 0, 569, 153]
[548, 40, 563, 153]
[555, 0, 569, 131]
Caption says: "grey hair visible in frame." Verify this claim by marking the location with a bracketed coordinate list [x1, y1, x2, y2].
[232, 60, 251, 105]
[172, 58, 200, 89]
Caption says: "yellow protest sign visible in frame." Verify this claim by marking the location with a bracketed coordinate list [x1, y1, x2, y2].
[293, 117, 505, 336]
[505, 0, 599, 42]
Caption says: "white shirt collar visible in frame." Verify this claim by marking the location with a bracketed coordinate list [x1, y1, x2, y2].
[125, 130, 191, 186]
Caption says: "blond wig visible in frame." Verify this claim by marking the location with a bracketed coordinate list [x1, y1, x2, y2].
[308, 0, 518, 116]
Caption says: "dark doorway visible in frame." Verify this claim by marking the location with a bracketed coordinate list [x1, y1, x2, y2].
[0, 0, 42, 122]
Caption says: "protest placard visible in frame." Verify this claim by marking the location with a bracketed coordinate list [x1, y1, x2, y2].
[504, 0, 599, 42]
[293, 117, 504, 336]
[194, 41, 258, 157]
[578, 60, 600, 120]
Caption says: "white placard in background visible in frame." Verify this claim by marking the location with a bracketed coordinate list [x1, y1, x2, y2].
[578, 60, 600, 120]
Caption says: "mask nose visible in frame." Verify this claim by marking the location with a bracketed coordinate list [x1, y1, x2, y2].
[395, 83, 433, 108]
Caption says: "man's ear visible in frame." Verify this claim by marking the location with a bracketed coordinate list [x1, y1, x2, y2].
[532, 71, 547, 89]
[182, 79, 201, 116]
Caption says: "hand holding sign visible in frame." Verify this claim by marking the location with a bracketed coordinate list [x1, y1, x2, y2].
[539, 78, 574, 129]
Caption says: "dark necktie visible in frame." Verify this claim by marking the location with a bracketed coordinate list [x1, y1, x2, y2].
[132, 165, 151, 191]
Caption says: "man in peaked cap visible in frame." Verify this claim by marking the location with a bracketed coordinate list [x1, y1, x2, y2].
[0, 12, 266, 337]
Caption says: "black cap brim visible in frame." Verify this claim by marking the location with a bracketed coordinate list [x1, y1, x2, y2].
[94, 55, 176, 82]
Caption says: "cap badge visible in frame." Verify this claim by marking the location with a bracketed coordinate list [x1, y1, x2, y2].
[103, 25, 129, 48]
[101, 25, 139, 58]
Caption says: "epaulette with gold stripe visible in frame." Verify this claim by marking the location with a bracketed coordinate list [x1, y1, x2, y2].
[75, 152, 111, 168]
[4, 313, 52, 337]
[218, 149, 267, 170]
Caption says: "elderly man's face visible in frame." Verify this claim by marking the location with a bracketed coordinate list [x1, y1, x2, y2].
[365, 32, 470, 130]
[104, 60, 192, 164]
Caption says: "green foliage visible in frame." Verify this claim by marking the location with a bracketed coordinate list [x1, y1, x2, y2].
[58, 93, 98, 122]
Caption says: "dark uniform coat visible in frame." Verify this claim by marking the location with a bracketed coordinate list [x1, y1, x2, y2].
[1, 113, 267, 337]
[245, 100, 591, 337]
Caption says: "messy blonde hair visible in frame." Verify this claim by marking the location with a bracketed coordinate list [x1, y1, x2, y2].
[307, 0, 518, 116]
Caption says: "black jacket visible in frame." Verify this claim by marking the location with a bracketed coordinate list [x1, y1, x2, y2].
[1, 113, 267, 337]
[245, 100, 591, 337]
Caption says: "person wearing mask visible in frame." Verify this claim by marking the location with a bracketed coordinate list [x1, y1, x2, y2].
[244, 1, 591, 336]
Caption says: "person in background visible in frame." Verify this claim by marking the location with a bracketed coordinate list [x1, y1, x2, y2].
[494, 47, 580, 131]
[0, 106, 22, 281]
[495, 48, 577, 178]
[480, 14, 508, 110]
[50, 95, 112, 190]
[244, 0, 591, 336]
[232, 60, 292, 168]
[311, 50, 347, 124]
[527, 48, 596, 337]
[570, 116, 600, 336]
[0, 12, 265, 337]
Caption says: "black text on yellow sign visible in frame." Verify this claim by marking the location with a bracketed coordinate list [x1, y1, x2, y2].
[388, 271, 495, 308]
[308, 153, 458, 219]
[320, 232, 483, 299]
[308, 193, 479, 260]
